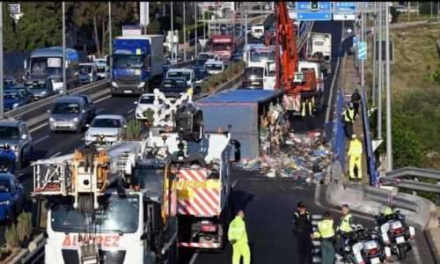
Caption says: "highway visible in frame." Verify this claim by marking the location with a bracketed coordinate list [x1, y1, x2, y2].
[2, 19, 436, 264]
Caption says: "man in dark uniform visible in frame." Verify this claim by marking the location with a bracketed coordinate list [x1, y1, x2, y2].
[293, 201, 313, 264]
[351, 89, 362, 120]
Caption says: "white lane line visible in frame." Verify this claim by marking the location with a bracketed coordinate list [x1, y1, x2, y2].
[50, 152, 62, 158]
[189, 251, 199, 264]
[412, 240, 423, 264]
[232, 179, 239, 188]
[29, 122, 49, 133]
[95, 95, 111, 104]
[127, 109, 134, 114]
[33, 135, 50, 145]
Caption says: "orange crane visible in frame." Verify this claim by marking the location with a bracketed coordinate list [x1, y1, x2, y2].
[275, 1, 318, 112]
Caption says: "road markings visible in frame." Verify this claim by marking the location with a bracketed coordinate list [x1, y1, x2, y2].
[232, 179, 239, 188]
[95, 95, 111, 104]
[411, 239, 423, 264]
[29, 122, 49, 133]
[189, 251, 199, 264]
[127, 109, 134, 114]
[50, 152, 62, 158]
[34, 135, 50, 145]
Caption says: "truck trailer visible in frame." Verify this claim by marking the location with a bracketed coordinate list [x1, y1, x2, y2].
[110, 35, 164, 96]
[305, 32, 332, 75]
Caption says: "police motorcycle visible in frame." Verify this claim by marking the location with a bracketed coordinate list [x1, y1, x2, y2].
[374, 206, 416, 261]
[341, 225, 389, 264]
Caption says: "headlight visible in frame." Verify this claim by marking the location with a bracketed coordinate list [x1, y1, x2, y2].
[137, 82, 145, 88]
[40, 91, 48, 96]
[73, 117, 79, 122]
[49, 117, 55, 122]
[13, 103, 19, 109]
[111, 82, 119, 88]
[0, 200, 10, 205]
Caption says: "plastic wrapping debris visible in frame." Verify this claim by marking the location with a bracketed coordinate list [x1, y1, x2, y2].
[235, 101, 333, 184]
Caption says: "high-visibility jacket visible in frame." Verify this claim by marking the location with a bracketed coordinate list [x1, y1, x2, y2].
[228, 216, 248, 245]
[301, 101, 313, 117]
[337, 214, 355, 233]
[343, 108, 355, 122]
[348, 139, 363, 156]
[314, 219, 335, 239]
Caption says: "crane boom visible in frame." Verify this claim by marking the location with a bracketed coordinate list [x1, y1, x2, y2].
[276, 1, 318, 112]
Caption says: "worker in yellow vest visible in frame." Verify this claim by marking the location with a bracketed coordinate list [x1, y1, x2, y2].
[228, 210, 251, 264]
[348, 134, 363, 181]
[342, 104, 355, 139]
[313, 212, 336, 264]
[301, 99, 314, 118]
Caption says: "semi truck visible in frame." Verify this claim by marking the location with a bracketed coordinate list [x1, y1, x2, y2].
[23, 46, 80, 94]
[305, 32, 332, 75]
[110, 35, 164, 96]
[210, 34, 236, 61]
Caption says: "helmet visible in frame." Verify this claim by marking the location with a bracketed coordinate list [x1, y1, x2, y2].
[351, 134, 357, 139]
[381, 206, 393, 216]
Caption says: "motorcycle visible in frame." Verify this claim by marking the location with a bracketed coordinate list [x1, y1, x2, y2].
[375, 211, 416, 261]
[341, 226, 388, 264]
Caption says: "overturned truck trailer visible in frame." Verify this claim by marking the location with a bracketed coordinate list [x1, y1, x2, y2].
[196, 89, 284, 160]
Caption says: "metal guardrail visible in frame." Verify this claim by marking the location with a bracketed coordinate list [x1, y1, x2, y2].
[382, 166, 440, 195]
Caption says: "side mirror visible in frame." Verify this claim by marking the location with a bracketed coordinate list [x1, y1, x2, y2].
[85, 124, 90, 128]
[123, 125, 127, 129]
[134, 101, 138, 105]
[140, 232, 148, 240]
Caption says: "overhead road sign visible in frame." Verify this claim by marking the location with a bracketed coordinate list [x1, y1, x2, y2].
[333, 2, 357, 21]
[296, 1, 332, 21]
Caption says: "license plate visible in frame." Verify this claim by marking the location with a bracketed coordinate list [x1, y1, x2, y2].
[396, 236, 405, 244]
[124, 90, 133, 94]
[370, 257, 380, 264]
[252, 81, 260, 85]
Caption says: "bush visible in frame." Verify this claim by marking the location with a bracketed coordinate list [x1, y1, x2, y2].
[5, 225, 19, 249]
[199, 61, 246, 94]
[123, 120, 142, 140]
[17, 212, 32, 242]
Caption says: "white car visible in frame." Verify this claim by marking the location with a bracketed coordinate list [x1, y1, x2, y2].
[134, 93, 164, 120]
[205, 59, 225, 75]
[165, 68, 195, 90]
[85, 115, 127, 146]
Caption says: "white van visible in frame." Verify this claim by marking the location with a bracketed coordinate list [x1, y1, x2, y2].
[263, 62, 276, 90]
[165, 68, 195, 90]
[205, 59, 225, 75]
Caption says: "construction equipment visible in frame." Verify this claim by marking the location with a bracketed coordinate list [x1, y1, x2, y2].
[275, 1, 318, 114]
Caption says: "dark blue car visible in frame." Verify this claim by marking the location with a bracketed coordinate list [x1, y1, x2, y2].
[3, 77, 16, 89]
[0, 173, 24, 221]
[3, 90, 28, 111]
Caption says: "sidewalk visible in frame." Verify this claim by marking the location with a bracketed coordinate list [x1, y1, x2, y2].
[339, 54, 369, 185]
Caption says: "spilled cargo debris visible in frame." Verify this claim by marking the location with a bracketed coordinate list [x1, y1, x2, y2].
[235, 102, 333, 184]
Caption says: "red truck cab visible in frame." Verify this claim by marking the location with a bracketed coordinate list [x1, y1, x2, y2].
[210, 34, 236, 61]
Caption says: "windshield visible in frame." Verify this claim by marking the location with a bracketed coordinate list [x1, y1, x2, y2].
[50, 195, 139, 233]
[91, 118, 121, 128]
[206, 64, 223, 71]
[212, 43, 231, 51]
[30, 57, 62, 76]
[250, 51, 275, 62]
[52, 102, 80, 115]
[4, 79, 14, 87]
[198, 54, 214, 60]
[139, 95, 155, 104]
[266, 67, 276, 77]
[0, 126, 19, 140]
[0, 180, 10, 193]
[4, 92, 20, 100]
[245, 67, 264, 77]
[162, 80, 186, 89]
[195, 59, 207, 67]
[113, 54, 143, 69]
[167, 71, 191, 81]
[97, 66, 106, 73]
[80, 66, 93, 74]
[25, 82, 48, 90]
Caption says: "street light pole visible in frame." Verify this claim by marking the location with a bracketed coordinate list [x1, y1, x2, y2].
[183, 2, 186, 62]
[245, 13, 248, 48]
[372, 2, 377, 106]
[62, 2, 66, 95]
[170, 2, 174, 62]
[360, 3, 365, 88]
[194, 3, 198, 58]
[378, 2, 383, 140]
[385, 1, 393, 171]
[108, 2, 112, 80]
[0, 3, 3, 119]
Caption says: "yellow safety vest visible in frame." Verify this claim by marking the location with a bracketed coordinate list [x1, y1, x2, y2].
[228, 216, 248, 244]
[338, 214, 354, 233]
[314, 219, 335, 239]
[344, 108, 354, 122]
[348, 139, 363, 156]
[301, 101, 313, 117]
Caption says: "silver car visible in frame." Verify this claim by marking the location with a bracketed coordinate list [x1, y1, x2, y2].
[49, 96, 88, 133]
[0, 119, 33, 170]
